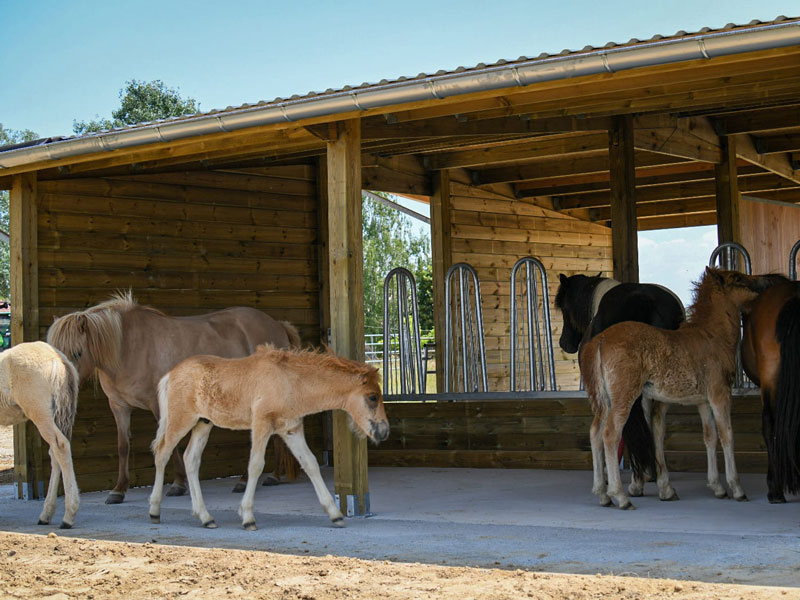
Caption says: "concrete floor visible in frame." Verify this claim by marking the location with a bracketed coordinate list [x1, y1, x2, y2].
[0, 467, 798, 587]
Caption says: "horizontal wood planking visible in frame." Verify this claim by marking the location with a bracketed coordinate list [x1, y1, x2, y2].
[449, 181, 611, 390]
[38, 169, 324, 491]
[372, 398, 767, 472]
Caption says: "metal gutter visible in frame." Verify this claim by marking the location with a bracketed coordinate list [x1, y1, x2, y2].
[2, 20, 799, 171]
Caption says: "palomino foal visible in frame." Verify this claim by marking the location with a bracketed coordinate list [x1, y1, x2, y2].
[580, 268, 770, 510]
[149, 345, 390, 530]
[0, 342, 80, 528]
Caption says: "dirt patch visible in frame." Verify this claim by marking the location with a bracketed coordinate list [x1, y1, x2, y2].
[0, 531, 794, 599]
[0, 425, 12, 484]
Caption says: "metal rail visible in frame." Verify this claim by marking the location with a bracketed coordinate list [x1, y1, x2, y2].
[790, 240, 800, 280]
[509, 257, 557, 391]
[708, 242, 754, 389]
[382, 267, 425, 395]
[444, 263, 488, 393]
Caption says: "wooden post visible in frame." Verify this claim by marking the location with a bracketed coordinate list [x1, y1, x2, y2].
[608, 115, 639, 283]
[430, 170, 452, 392]
[9, 173, 43, 500]
[715, 135, 742, 245]
[316, 156, 334, 465]
[326, 119, 369, 516]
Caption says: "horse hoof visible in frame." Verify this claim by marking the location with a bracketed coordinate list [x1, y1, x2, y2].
[262, 476, 280, 487]
[600, 499, 613, 508]
[768, 493, 786, 504]
[331, 517, 345, 528]
[203, 520, 218, 529]
[735, 494, 749, 503]
[619, 501, 636, 510]
[150, 515, 160, 524]
[660, 492, 680, 502]
[231, 482, 246, 494]
[165, 485, 187, 497]
[59, 522, 73, 530]
[105, 492, 125, 505]
[242, 521, 257, 531]
[628, 488, 644, 498]
[714, 490, 729, 499]
[37, 519, 49, 526]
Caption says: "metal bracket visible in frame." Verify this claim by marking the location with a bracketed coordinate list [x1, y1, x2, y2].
[334, 493, 373, 518]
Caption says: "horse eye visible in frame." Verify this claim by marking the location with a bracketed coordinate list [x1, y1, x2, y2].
[72, 350, 82, 361]
[365, 394, 378, 406]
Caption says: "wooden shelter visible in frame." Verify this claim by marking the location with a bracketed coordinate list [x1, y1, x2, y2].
[2, 18, 799, 511]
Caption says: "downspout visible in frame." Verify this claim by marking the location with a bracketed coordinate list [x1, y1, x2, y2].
[1, 20, 799, 170]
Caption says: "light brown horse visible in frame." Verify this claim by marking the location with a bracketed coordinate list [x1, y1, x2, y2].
[0, 342, 80, 528]
[741, 275, 800, 503]
[148, 345, 390, 530]
[46, 292, 299, 504]
[580, 268, 771, 509]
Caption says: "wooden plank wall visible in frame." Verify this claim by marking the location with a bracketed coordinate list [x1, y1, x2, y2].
[370, 396, 767, 473]
[740, 195, 800, 276]
[36, 166, 324, 492]
[448, 172, 613, 390]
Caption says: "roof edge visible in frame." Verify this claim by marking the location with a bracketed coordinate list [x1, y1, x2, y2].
[2, 19, 799, 172]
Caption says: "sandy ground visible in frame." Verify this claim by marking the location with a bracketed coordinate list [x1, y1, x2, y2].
[0, 530, 796, 600]
[0, 425, 12, 484]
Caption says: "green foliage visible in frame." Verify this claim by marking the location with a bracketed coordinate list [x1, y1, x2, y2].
[362, 193, 433, 335]
[73, 79, 199, 134]
[0, 124, 40, 300]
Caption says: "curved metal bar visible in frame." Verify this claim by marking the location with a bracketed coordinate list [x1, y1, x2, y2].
[444, 263, 487, 393]
[382, 267, 425, 395]
[509, 257, 557, 391]
[708, 242, 752, 274]
[790, 240, 800, 281]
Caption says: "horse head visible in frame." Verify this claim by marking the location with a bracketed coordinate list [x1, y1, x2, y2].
[47, 306, 123, 381]
[703, 267, 775, 310]
[555, 273, 598, 354]
[344, 362, 390, 443]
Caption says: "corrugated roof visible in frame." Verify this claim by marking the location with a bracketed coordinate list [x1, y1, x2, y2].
[1, 15, 798, 155]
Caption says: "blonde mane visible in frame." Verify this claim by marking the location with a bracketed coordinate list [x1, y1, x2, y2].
[255, 344, 380, 384]
[46, 290, 144, 376]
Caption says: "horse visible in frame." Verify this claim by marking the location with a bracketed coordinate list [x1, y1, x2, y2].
[0, 342, 80, 528]
[46, 291, 299, 504]
[580, 268, 771, 510]
[741, 275, 800, 503]
[555, 274, 687, 497]
[148, 345, 390, 530]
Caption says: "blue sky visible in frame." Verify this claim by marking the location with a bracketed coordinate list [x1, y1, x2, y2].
[2, 0, 792, 303]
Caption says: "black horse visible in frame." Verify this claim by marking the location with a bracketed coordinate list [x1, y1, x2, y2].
[555, 274, 685, 496]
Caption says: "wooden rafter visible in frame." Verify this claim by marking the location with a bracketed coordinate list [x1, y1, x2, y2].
[710, 104, 800, 135]
[755, 133, 800, 154]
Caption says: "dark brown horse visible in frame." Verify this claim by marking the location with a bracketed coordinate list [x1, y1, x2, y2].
[741, 275, 800, 503]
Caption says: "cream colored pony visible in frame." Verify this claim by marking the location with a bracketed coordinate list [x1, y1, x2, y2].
[0, 342, 80, 528]
[149, 345, 390, 530]
[47, 292, 300, 504]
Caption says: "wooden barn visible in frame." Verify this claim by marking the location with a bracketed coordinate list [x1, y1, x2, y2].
[1, 17, 799, 514]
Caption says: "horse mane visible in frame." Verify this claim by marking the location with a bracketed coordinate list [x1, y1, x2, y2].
[46, 290, 154, 375]
[686, 269, 729, 325]
[255, 344, 380, 385]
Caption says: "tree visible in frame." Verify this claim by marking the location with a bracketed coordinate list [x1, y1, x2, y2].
[0, 125, 40, 300]
[73, 79, 199, 134]
[362, 193, 433, 338]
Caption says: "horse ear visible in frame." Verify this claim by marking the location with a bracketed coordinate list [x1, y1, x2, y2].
[559, 273, 568, 284]
[77, 314, 88, 333]
[704, 266, 723, 285]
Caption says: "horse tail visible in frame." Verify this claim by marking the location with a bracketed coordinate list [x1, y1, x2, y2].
[774, 295, 800, 494]
[51, 351, 80, 440]
[152, 373, 171, 454]
[280, 321, 302, 348]
[621, 398, 656, 483]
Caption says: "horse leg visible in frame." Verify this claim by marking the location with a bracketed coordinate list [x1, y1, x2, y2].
[239, 423, 272, 531]
[38, 446, 61, 526]
[182, 421, 215, 527]
[148, 412, 198, 524]
[590, 409, 611, 507]
[709, 392, 747, 501]
[106, 401, 132, 504]
[698, 403, 726, 499]
[652, 401, 678, 501]
[761, 388, 786, 503]
[34, 419, 80, 528]
[165, 447, 188, 497]
[603, 404, 635, 510]
[280, 422, 345, 526]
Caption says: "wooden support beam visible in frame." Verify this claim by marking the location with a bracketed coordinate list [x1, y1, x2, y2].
[633, 116, 722, 163]
[637, 212, 717, 231]
[326, 119, 369, 516]
[608, 115, 638, 283]
[430, 170, 452, 393]
[735, 133, 800, 184]
[755, 133, 800, 154]
[9, 173, 43, 500]
[712, 104, 800, 135]
[316, 156, 334, 464]
[425, 132, 609, 170]
[715, 136, 742, 245]
[791, 152, 800, 170]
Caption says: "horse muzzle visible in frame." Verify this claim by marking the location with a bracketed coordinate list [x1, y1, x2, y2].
[369, 420, 390, 443]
